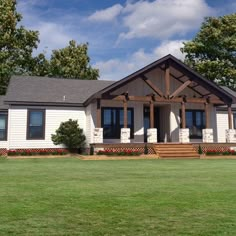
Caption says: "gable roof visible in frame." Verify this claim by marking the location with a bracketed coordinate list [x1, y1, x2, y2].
[0, 96, 8, 110]
[5, 76, 114, 106]
[86, 54, 236, 105]
[218, 86, 236, 110]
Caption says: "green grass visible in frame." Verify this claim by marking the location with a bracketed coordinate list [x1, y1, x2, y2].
[0, 158, 236, 235]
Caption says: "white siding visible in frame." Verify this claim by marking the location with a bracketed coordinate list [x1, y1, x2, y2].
[0, 141, 7, 149]
[216, 111, 229, 143]
[85, 102, 96, 145]
[8, 106, 86, 149]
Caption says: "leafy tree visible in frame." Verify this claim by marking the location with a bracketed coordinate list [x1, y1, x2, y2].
[181, 14, 236, 89]
[48, 40, 99, 80]
[51, 119, 86, 152]
[0, 0, 39, 94]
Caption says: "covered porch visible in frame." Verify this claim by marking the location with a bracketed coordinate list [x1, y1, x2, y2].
[87, 55, 236, 144]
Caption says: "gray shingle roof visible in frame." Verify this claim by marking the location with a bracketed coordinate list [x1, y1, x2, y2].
[5, 76, 114, 106]
[0, 96, 8, 110]
[218, 86, 236, 109]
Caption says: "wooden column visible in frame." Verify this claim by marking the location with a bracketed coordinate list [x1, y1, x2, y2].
[228, 104, 233, 129]
[123, 99, 128, 128]
[165, 62, 170, 98]
[150, 100, 154, 128]
[96, 99, 101, 128]
[181, 101, 186, 128]
[204, 102, 210, 128]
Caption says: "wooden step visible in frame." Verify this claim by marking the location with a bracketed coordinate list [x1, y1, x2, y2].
[153, 143, 199, 158]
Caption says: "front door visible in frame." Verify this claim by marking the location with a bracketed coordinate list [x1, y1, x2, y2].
[143, 106, 160, 142]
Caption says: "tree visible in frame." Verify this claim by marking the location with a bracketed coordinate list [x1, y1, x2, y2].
[0, 1, 99, 94]
[181, 14, 236, 89]
[48, 40, 99, 80]
[0, 0, 39, 95]
[51, 119, 86, 152]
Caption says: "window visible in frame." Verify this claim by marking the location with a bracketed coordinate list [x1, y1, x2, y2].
[27, 109, 45, 140]
[0, 112, 8, 141]
[102, 107, 134, 139]
[234, 113, 236, 129]
[181, 110, 205, 139]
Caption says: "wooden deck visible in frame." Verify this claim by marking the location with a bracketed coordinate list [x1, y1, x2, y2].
[92, 142, 236, 159]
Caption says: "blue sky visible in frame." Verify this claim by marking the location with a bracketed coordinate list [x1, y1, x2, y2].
[17, 0, 236, 80]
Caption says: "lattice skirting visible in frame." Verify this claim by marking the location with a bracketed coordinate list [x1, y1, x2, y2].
[192, 143, 236, 153]
[0, 149, 7, 156]
[92, 143, 156, 155]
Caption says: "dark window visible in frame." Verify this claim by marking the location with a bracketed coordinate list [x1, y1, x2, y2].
[27, 109, 45, 140]
[0, 112, 8, 141]
[181, 110, 205, 139]
[102, 107, 134, 139]
[234, 113, 236, 129]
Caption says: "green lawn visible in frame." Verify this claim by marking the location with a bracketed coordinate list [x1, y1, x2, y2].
[0, 158, 236, 235]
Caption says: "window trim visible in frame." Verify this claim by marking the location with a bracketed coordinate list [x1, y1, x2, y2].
[0, 112, 8, 141]
[101, 107, 134, 139]
[233, 113, 236, 129]
[27, 109, 46, 140]
[180, 109, 205, 139]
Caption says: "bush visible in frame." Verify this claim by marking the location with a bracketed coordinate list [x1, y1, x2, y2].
[198, 145, 203, 154]
[90, 145, 94, 155]
[144, 144, 149, 155]
[51, 119, 86, 152]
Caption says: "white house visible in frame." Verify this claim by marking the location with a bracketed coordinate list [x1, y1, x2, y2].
[0, 55, 236, 155]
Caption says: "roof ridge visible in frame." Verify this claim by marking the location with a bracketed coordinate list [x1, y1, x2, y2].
[11, 75, 114, 83]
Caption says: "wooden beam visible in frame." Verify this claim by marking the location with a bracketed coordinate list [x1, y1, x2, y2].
[123, 99, 128, 128]
[170, 80, 192, 98]
[181, 102, 186, 128]
[165, 62, 170, 97]
[96, 99, 101, 128]
[102, 94, 225, 104]
[141, 75, 164, 97]
[228, 104, 233, 129]
[150, 100, 154, 128]
[205, 103, 210, 128]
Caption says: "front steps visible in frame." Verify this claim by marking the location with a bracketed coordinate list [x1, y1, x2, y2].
[153, 143, 199, 158]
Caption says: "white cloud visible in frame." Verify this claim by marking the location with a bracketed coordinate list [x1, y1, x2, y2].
[17, 1, 86, 57]
[95, 40, 186, 80]
[119, 0, 214, 40]
[88, 4, 123, 22]
[35, 23, 72, 55]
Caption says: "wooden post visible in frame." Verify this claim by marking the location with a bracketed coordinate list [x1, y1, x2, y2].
[181, 101, 186, 128]
[204, 102, 209, 128]
[96, 99, 101, 128]
[228, 104, 233, 129]
[165, 62, 170, 98]
[123, 99, 128, 128]
[150, 100, 154, 128]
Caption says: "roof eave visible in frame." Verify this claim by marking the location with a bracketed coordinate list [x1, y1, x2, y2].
[4, 101, 84, 107]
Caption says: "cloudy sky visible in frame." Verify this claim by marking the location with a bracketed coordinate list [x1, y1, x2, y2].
[17, 0, 236, 80]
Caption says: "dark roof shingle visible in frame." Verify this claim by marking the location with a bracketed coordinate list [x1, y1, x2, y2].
[0, 96, 8, 110]
[5, 76, 114, 106]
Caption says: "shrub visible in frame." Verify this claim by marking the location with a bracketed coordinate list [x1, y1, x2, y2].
[205, 149, 236, 156]
[90, 145, 94, 155]
[144, 144, 149, 155]
[198, 145, 203, 154]
[51, 119, 86, 153]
